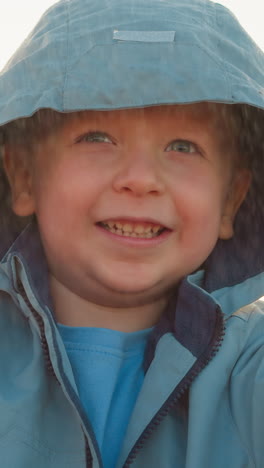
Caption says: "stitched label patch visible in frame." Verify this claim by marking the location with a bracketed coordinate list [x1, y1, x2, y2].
[113, 30, 175, 42]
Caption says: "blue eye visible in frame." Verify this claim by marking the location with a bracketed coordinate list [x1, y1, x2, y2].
[166, 140, 198, 153]
[76, 131, 112, 144]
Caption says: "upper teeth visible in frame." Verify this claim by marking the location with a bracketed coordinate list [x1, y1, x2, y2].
[101, 222, 163, 237]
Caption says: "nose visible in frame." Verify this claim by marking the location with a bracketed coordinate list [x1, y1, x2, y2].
[112, 150, 165, 197]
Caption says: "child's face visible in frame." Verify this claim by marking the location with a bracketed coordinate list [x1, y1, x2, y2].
[6, 105, 249, 309]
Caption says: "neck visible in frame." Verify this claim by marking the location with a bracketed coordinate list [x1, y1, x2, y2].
[50, 276, 169, 332]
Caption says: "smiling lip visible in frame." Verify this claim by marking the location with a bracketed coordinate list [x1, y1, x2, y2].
[96, 217, 172, 245]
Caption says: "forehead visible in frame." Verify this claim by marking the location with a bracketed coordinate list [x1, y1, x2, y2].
[65, 103, 215, 126]
[58, 103, 220, 140]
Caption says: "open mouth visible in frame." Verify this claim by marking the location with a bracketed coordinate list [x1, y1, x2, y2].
[97, 221, 167, 238]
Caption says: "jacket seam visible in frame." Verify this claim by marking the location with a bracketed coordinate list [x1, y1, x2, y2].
[64, 40, 230, 78]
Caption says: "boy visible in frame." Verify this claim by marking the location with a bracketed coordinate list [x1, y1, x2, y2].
[0, 0, 264, 467]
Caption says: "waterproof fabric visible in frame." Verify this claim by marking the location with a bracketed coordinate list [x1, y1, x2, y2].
[1, 0, 264, 121]
[0, 0, 264, 467]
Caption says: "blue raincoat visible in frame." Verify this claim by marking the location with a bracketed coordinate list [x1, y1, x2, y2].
[0, 0, 264, 466]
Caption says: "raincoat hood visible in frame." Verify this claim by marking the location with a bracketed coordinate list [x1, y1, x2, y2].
[0, 0, 264, 301]
[1, 0, 264, 118]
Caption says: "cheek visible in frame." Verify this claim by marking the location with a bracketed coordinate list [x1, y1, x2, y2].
[32, 160, 104, 217]
[171, 174, 226, 238]
[32, 169, 117, 259]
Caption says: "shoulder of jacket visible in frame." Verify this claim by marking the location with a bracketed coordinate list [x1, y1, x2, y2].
[231, 298, 264, 322]
[224, 298, 264, 358]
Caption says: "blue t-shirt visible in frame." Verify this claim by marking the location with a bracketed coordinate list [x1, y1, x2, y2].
[57, 324, 152, 468]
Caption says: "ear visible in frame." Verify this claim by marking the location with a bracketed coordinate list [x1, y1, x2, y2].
[3, 145, 36, 217]
[219, 170, 251, 240]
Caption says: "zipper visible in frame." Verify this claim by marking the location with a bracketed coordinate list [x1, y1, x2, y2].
[85, 437, 93, 468]
[17, 279, 56, 377]
[17, 279, 99, 468]
[122, 306, 225, 467]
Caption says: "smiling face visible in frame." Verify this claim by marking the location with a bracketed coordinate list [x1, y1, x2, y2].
[4, 104, 250, 320]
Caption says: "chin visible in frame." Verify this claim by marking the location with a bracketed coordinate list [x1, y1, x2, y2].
[95, 276, 169, 307]
[106, 282, 153, 296]
[103, 274, 159, 293]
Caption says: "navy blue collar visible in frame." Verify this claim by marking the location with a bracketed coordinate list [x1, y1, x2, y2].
[3, 221, 53, 309]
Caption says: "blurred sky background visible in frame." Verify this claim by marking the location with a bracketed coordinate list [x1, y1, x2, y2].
[0, 0, 263, 71]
